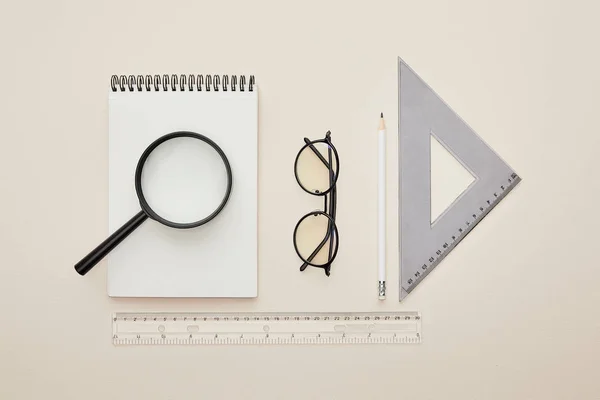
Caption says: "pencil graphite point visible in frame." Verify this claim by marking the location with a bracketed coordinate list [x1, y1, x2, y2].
[378, 113, 386, 130]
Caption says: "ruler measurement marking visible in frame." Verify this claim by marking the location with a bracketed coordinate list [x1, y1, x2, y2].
[115, 335, 419, 345]
[113, 312, 421, 345]
[404, 173, 520, 294]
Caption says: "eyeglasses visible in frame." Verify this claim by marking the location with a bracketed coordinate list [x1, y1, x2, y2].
[293, 131, 339, 276]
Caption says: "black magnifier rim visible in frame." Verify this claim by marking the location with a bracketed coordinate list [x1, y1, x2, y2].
[294, 138, 340, 196]
[134, 131, 233, 229]
[292, 210, 340, 267]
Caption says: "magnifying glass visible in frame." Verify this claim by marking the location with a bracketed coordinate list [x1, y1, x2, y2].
[74, 131, 233, 276]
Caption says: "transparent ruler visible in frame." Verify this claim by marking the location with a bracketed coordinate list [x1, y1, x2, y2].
[113, 312, 421, 345]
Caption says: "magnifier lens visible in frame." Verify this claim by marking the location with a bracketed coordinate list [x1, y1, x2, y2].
[140, 137, 229, 224]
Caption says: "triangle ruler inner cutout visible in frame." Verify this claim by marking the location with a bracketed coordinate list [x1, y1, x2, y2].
[430, 133, 476, 223]
[399, 57, 521, 301]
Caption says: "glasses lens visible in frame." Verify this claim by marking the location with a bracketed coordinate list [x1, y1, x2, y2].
[294, 212, 338, 267]
[140, 137, 229, 224]
[296, 142, 337, 195]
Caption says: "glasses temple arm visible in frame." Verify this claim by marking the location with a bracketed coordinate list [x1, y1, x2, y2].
[304, 137, 331, 169]
[299, 218, 333, 273]
[326, 147, 336, 274]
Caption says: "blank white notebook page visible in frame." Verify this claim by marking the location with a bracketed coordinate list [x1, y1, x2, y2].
[108, 89, 258, 297]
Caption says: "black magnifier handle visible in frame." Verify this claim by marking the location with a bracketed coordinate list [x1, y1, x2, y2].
[74, 211, 148, 276]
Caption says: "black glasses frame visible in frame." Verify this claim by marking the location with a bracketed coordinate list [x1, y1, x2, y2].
[293, 131, 339, 276]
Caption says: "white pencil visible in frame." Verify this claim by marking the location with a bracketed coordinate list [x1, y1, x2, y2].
[378, 113, 386, 300]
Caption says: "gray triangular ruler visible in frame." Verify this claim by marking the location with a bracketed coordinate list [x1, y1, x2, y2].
[399, 57, 521, 301]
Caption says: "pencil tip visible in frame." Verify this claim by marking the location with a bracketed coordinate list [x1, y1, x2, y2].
[380, 112, 384, 118]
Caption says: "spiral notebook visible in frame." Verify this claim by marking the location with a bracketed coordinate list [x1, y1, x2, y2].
[107, 74, 258, 297]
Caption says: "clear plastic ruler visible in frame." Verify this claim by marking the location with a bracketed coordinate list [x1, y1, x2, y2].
[112, 312, 421, 345]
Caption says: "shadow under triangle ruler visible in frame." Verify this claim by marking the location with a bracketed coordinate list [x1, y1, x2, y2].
[399, 57, 521, 301]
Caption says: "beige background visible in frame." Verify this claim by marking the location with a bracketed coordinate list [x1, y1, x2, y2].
[1, 0, 599, 399]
